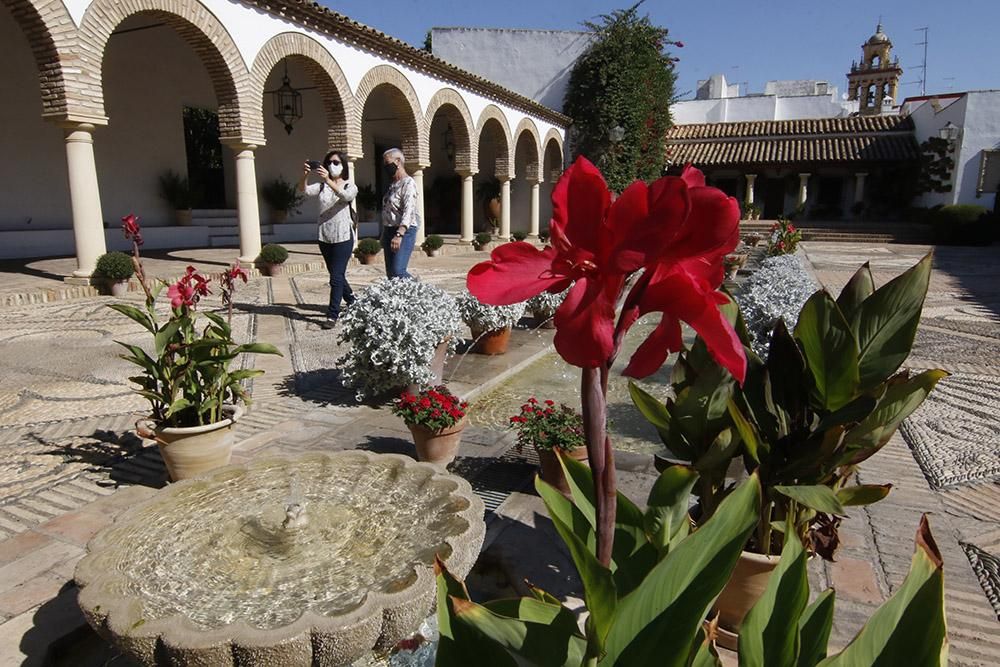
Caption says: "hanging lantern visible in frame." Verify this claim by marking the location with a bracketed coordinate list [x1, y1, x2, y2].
[444, 123, 456, 164]
[270, 59, 302, 135]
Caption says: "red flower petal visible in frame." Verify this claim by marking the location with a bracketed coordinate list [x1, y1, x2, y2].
[666, 187, 740, 264]
[550, 157, 610, 258]
[622, 313, 682, 378]
[553, 277, 618, 368]
[607, 176, 690, 273]
[680, 164, 706, 189]
[467, 242, 569, 305]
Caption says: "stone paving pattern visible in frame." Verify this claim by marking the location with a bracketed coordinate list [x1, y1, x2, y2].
[0, 241, 996, 664]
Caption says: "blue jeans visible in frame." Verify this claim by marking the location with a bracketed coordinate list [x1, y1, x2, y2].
[381, 225, 417, 279]
[318, 239, 355, 320]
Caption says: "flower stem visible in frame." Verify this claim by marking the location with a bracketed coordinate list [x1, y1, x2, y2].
[581, 366, 615, 567]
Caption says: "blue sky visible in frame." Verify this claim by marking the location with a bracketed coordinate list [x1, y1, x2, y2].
[331, 0, 1000, 101]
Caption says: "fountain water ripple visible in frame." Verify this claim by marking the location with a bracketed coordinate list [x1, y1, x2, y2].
[75, 451, 485, 666]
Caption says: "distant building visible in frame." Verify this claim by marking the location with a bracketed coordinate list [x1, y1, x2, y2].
[846, 23, 903, 116]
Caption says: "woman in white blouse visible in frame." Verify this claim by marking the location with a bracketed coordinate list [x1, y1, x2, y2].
[380, 147, 419, 279]
[298, 150, 358, 329]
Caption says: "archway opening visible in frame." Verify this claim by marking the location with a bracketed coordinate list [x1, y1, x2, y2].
[359, 84, 417, 225]
[475, 118, 508, 233]
[541, 137, 564, 234]
[512, 130, 539, 235]
[425, 105, 470, 235]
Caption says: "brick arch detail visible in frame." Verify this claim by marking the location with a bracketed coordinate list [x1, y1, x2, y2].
[513, 117, 542, 182]
[424, 88, 476, 173]
[543, 128, 564, 183]
[250, 33, 355, 155]
[4, 0, 79, 120]
[476, 105, 513, 179]
[77, 0, 258, 143]
[353, 64, 425, 165]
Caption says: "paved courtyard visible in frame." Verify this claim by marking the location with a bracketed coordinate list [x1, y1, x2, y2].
[0, 240, 997, 664]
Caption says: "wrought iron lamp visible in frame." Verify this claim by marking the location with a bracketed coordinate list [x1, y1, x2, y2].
[938, 121, 960, 151]
[270, 59, 302, 135]
[444, 123, 456, 164]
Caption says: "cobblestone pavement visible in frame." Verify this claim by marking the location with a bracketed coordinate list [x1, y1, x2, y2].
[0, 241, 998, 664]
[804, 241, 1000, 663]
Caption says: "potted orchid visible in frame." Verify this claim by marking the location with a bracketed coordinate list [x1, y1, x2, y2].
[110, 215, 281, 481]
[392, 385, 469, 465]
[456, 289, 524, 355]
[509, 398, 586, 495]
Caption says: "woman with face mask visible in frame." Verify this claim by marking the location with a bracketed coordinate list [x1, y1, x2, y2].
[298, 150, 358, 329]
[380, 147, 419, 279]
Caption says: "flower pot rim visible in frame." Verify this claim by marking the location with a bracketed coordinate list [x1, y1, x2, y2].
[405, 414, 468, 436]
[139, 404, 244, 437]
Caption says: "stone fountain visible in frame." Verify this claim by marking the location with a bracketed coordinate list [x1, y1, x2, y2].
[75, 451, 485, 666]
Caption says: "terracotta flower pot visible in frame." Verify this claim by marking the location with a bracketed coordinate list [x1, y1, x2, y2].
[358, 253, 379, 265]
[536, 446, 589, 496]
[470, 326, 511, 355]
[175, 209, 192, 226]
[97, 278, 130, 297]
[405, 339, 451, 395]
[712, 549, 780, 650]
[259, 262, 283, 277]
[137, 405, 244, 482]
[423, 248, 440, 257]
[407, 417, 466, 466]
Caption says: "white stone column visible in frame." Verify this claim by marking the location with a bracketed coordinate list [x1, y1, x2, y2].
[854, 172, 868, 203]
[744, 174, 757, 205]
[500, 177, 511, 239]
[529, 180, 541, 239]
[459, 170, 474, 243]
[411, 165, 426, 246]
[797, 173, 811, 207]
[232, 145, 262, 264]
[62, 123, 107, 279]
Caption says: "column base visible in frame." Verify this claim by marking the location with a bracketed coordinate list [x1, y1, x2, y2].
[66, 274, 92, 285]
[239, 254, 258, 265]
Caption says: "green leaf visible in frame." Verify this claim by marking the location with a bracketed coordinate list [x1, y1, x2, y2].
[164, 398, 192, 418]
[690, 625, 723, 667]
[459, 597, 587, 666]
[843, 369, 948, 461]
[153, 319, 181, 356]
[774, 485, 846, 516]
[643, 465, 698, 555]
[728, 399, 761, 464]
[854, 253, 932, 390]
[819, 516, 947, 666]
[107, 303, 156, 332]
[836, 262, 875, 322]
[629, 381, 680, 454]
[794, 291, 860, 411]
[797, 589, 835, 667]
[739, 518, 810, 667]
[536, 477, 616, 649]
[599, 474, 761, 667]
[435, 560, 517, 667]
[836, 484, 892, 507]
[236, 342, 283, 356]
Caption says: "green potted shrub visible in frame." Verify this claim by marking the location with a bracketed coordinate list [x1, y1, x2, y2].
[456, 289, 524, 355]
[93, 251, 135, 296]
[158, 170, 193, 226]
[526, 288, 568, 329]
[356, 184, 380, 221]
[260, 177, 304, 224]
[743, 201, 761, 220]
[509, 398, 586, 495]
[511, 230, 528, 241]
[629, 255, 945, 646]
[421, 234, 445, 257]
[353, 237, 381, 265]
[929, 204, 990, 245]
[474, 177, 502, 234]
[472, 231, 493, 251]
[256, 243, 289, 276]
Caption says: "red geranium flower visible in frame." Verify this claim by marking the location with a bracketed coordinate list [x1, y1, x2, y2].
[467, 157, 745, 381]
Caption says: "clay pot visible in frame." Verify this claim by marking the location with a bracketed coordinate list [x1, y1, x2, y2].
[358, 253, 379, 265]
[423, 248, 440, 257]
[531, 310, 556, 329]
[486, 198, 501, 225]
[97, 278, 130, 297]
[536, 446, 589, 496]
[272, 209, 289, 224]
[405, 339, 451, 395]
[407, 417, 466, 465]
[175, 209, 192, 226]
[137, 405, 244, 482]
[470, 326, 511, 355]
[712, 550, 780, 650]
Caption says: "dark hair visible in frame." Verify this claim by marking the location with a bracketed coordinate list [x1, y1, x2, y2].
[322, 150, 350, 182]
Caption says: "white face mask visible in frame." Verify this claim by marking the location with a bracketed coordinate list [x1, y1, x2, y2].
[326, 162, 343, 177]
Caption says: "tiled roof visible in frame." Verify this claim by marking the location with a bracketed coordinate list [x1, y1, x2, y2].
[241, 1, 571, 127]
[665, 116, 919, 167]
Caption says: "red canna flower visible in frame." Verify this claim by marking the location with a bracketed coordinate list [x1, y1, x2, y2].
[121, 214, 143, 246]
[467, 157, 745, 381]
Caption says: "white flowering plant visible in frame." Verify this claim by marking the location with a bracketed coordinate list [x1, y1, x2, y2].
[336, 279, 463, 400]
[456, 289, 525, 333]
[526, 287, 569, 319]
[734, 254, 818, 354]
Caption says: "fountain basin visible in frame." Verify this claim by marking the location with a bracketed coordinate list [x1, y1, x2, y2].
[75, 451, 485, 666]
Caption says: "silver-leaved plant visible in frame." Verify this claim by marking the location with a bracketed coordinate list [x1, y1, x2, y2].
[456, 289, 525, 333]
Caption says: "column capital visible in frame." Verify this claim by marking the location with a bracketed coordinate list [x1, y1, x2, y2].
[497, 174, 512, 183]
[855, 171, 869, 178]
[798, 172, 812, 178]
[220, 138, 259, 152]
[456, 169, 478, 178]
[744, 173, 757, 182]
[407, 162, 431, 173]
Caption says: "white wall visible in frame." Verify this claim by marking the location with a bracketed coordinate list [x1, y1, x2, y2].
[673, 93, 856, 124]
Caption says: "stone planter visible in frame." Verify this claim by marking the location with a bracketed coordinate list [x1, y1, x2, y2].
[407, 417, 466, 465]
[357, 253, 379, 265]
[712, 549, 780, 650]
[137, 405, 244, 482]
[470, 325, 511, 355]
[423, 248, 440, 257]
[536, 446, 588, 496]
[259, 262, 283, 277]
[96, 278, 130, 297]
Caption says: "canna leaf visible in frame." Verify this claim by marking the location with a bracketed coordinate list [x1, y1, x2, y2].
[794, 291, 860, 411]
[836, 484, 892, 507]
[797, 589, 835, 667]
[836, 262, 875, 322]
[774, 485, 846, 516]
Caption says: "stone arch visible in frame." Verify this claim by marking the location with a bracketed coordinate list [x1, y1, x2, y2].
[2, 0, 78, 120]
[424, 88, 476, 173]
[353, 64, 425, 165]
[513, 117, 542, 182]
[476, 105, 513, 179]
[77, 0, 258, 143]
[543, 128, 564, 183]
[250, 32, 355, 155]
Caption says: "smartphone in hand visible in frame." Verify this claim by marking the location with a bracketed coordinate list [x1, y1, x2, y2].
[306, 160, 322, 170]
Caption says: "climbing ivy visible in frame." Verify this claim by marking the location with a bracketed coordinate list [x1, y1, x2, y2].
[563, 2, 678, 193]
[917, 137, 954, 194]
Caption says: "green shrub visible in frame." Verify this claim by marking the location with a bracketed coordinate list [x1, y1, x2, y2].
[257, 243, 288, 264]
[94, 251, 135, 281]
[930, 204, 991, 245]
[355, 237, 381, 255]
[158, 170, 193, 210]
[260, 177, 304, 213]
[474, 232, 492, 248]
[511, 230, 528, 241]
[421, 234, 445, 251]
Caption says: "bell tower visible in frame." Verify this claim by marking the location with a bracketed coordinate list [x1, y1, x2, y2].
[847, 23, 903, 115]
